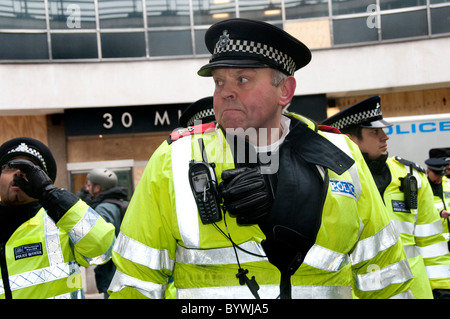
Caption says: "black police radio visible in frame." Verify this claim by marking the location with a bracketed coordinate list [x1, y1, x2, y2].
[399, 165, 418, 210]
[188, 160, 222, 224]
[188, 138, 222, 224]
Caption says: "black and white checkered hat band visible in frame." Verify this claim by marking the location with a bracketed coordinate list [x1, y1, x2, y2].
[187, 109, 215, 127]
[214, 39, 296, 75]
[7, 142, 47, 171]
[333, 108, 383, 131]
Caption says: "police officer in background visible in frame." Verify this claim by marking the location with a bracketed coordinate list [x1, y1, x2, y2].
[425, 156, 450, 299]
[109, 18, 412, 299]
[323, 96, 450, 298]
[85, 168, 128, 298]
[0, 137, 115, 299]
[426, 156, 450, 219]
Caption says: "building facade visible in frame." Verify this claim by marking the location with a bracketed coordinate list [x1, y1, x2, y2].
[1, 0, 449, 193]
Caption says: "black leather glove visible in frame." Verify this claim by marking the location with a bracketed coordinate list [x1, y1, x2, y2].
[220, 167, 274, 225]
[8, 159, 79, 222]
[9, 159, 56, 201]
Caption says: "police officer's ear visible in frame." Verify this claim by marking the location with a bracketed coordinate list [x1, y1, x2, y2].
[278, 76, 296, 108]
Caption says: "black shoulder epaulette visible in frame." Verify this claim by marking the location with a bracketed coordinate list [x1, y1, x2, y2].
[166, 122, 216, 145]
[394, 156, 426, 173]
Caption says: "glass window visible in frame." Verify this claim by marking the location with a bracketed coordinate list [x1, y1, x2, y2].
[430, 6, 450, 34]
[51, 33, 98, 59]
[0, 0, 46, 29]
[380, 0, 426, 10]
[0, 32, 48, 59]
[332, 0, 374, 15]
[381, 9, 428, 40]
[333, 17, 378, 44]
[239, 0, 281, 22]
[285, 0, 329, 19]
[147, 0, 190, 27]
[431, 0, 450, 3]
[48, 0, 96, 30]
[193, 0, 235, 26]
[99, 0, 144, 29]
[194, 29, 209, 55]
[148, 30, 193, 56]
[101, 32, 146, 58]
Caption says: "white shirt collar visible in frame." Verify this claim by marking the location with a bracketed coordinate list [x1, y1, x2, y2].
[254, 115, 291, 153]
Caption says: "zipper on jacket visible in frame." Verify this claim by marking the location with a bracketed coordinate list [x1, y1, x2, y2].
[0, 243, 12, 299]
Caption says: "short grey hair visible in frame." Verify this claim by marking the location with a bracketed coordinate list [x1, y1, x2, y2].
[271, 69, 288, 87]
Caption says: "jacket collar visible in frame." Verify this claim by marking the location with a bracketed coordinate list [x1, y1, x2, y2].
[284, 114, 354, 175]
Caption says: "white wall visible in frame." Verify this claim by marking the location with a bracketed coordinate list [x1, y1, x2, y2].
[0, 37, 449, 115]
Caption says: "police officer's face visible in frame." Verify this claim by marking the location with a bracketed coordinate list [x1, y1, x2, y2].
[348, 128, 389, 160]
[211, 67, 295, 145]
[427, 169, 443, 184]
[0, 156, 36, 206]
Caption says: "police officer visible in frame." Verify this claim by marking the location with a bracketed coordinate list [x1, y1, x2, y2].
[109, 19, 412, 299]
[0, 137, 115, 299]
[323, 96, 450, 298]
[425, 156, 450, 298]
[179, 96, 215, 128]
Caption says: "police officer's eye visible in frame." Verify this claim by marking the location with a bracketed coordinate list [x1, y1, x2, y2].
[239, 77, 248, 84]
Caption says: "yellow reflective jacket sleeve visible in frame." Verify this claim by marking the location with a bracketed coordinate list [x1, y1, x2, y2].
[57, 199, 116, 267]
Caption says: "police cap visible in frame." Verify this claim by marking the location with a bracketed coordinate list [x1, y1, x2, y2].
[179, 96, 215, 127]
[425, 157, 448, 175]
[198, 18, 311, 77]
[322, 96, 392, 132]
[0, 137, 57, 182]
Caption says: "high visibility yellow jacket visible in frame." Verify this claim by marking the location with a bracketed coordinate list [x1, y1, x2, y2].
[109, 114, 412, 299]
[433, 176, 450, 238]
[429, 175, 450, 288]
[383, 157, 450, 296]
[0, 200, 115, 299]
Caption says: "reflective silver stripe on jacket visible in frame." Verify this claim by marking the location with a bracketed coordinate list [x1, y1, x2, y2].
[355, 259, 413, 292]
[417, 241, 450, 259]
[415, 220, 444, 237]
[176, 241, 267, 265]
[0, 261, 80, 295]
[51, 289, 84, 299]
[350, 221, 400, 265]
[177, 285, 352, 299]
[172, 135, 200, 248]
[426, 265, 450, 279]
[108, 270, 166, 298]
[45, 212, 65, 265]
[114, 232, 174, 271]
[393, 220, 415, 236]
[390, 290, 415, 299]
[303, 245, 350, 272]
[67, 207, 99, 244]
